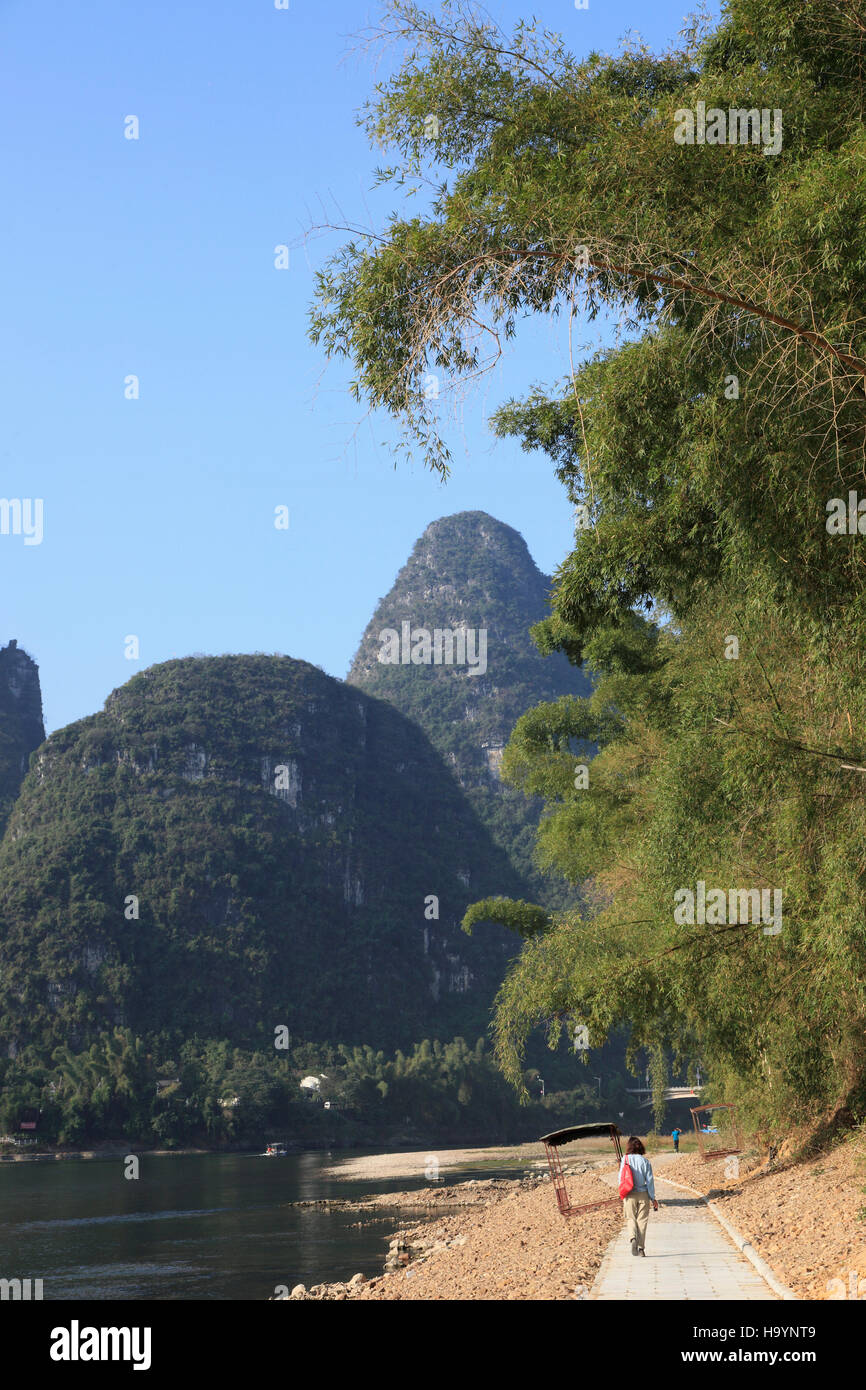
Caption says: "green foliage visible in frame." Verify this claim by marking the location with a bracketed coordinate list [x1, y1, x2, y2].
[462, 897, 550, 940]
[491, 609, 866, 1128]
[313, 0, 866, 1136]
[311, 0, 866, 479]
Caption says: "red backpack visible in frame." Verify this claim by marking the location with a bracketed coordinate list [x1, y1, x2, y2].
[619, 1155, 635, 1199]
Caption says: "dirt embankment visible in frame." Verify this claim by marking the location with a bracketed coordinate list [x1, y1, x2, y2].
[666, 1137, 866, 1300]
[278, 1167, 623, 1301]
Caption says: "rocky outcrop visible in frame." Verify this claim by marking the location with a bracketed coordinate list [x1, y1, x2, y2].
[0, 640, 45, 837]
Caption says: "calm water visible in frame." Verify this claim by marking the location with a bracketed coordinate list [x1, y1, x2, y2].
[0, 1151, 523, 1300]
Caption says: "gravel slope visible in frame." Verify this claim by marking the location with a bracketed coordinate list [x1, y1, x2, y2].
[666, 1138, 866, 1300]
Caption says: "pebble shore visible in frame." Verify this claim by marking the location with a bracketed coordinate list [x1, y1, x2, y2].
[273, 1163, 624, 1301]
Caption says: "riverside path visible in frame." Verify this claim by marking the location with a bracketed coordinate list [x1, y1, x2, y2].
[590, 1165, 778, 1301]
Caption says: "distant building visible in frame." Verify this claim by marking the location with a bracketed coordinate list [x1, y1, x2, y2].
[299, 1074, 328, 1101]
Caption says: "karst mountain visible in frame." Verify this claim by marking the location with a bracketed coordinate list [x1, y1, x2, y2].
[348, 511, 591, 898]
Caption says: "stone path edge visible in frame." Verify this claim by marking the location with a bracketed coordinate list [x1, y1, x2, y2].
[660, 1174, 798, 1301]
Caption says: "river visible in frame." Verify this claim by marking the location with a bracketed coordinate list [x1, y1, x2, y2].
[0, 1151, 521, 1300]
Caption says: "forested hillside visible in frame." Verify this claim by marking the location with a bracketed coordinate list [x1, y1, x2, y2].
[0, 654, 524, 1058]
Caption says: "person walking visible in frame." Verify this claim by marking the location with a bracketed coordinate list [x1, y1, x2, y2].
[619, 1136, 658, 1256]
[671, 1127, 681, 1153]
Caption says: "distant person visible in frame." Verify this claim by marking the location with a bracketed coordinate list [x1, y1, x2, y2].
[671, 1127, 681, 1153]
[619, 1136, 658, 1256]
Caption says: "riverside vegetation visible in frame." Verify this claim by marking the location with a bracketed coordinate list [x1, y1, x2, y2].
[310, 0, 866, 1138]
[0, 1033, 636, 1150]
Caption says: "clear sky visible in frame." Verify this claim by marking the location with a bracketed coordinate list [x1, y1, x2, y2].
[1, 0, 712, 734]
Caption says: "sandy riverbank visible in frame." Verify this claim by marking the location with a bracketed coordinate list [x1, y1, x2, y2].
[322, 1140, 616, 1183]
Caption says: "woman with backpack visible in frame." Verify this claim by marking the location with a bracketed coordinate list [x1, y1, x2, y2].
[619, 1136, 659, 1256]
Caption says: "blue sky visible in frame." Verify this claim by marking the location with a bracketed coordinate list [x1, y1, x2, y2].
[0, 0, 712, 734]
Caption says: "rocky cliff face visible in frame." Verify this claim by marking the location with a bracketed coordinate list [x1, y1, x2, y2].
[0, 655, 523, 1056]
[348, 512, 591, 897]
[0, 640, 45, 837]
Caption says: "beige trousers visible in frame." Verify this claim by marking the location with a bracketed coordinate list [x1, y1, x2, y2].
[623, 1191, 651, 1249]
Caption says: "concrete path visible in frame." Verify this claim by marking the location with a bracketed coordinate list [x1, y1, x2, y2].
[590, 1172, 777, 1300]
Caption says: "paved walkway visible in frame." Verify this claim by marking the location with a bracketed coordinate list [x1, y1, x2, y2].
[590, 1171, 777, 1300]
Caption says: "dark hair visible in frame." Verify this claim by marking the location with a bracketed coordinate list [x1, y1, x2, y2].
[626, 1136, 646, 1155]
